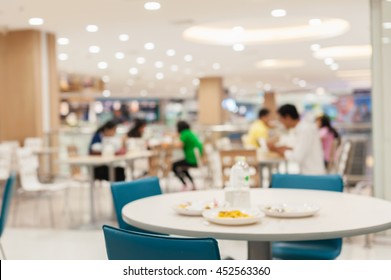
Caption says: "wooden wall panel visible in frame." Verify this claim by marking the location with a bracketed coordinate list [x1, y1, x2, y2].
[0, 33, 5, 140]
[0, 30, 42, 143]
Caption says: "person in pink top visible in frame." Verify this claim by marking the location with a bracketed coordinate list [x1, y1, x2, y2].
[316, 115, 340, 167]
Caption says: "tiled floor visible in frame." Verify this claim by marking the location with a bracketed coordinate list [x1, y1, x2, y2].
[2, 176, 391, 260]
[2, 228, 391, 260]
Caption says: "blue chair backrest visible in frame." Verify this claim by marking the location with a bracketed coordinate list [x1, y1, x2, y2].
[271, 174, 344, 192]
[103, 225, 221, 260]
[0, 173, 16, 237]
[111, 177, 162, 232]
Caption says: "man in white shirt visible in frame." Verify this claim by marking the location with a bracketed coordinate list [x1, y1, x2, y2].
[269, 104, 326, 175]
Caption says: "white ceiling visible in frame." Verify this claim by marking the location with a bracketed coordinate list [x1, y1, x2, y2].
[0, 0, 375, 98]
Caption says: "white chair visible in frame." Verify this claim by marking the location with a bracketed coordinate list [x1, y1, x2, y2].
[215, 137, 232, 150]
[0, 145, 13, 181]
[24, 137, 43, 150]
[14, 148, 70, 227]
[189, 147, 212, 190]
[0, 142, 21, 175]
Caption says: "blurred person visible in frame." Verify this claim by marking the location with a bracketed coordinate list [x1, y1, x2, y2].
[170, 121, 203, 191]
[127, 118, 147, 138]
[89, 120, 126, 181]
[246, 108, 271, 148]
[316, 115, 340, 167]
[268, 104, 325, 175]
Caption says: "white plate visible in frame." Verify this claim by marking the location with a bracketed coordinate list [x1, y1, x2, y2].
[174, 200, 228, 216]
[202, 207, 264, 225]
[260, 203, 320, 218]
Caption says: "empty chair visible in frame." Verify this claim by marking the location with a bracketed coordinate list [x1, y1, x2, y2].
[111, 177, 162, 232]
[0, 173, 16, 259]
[215, 137, 232, 150]
[0, 145, 13, 181]
[102, 225, 221, 260]
[14, 148, 70, 227]
[24, 137, 43, 150]
[270, 174, 344, 260]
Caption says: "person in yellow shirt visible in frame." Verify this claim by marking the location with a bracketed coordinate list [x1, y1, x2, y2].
[246, 108, 271, 148]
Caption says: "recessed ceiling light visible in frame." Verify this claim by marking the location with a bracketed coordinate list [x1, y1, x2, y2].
[232, 26, 244, 33]
[233, 43, 245, 52]
[314, 45, 371, 59]
[28, 18, 44, 26]
[156, 72, 164, 80]
[263, 84, 272, 91]
[115, 52, 125, 59]
[97, 62, 108, 69]
[144, 42, 155, 50]
[171, 65, 179, 72]
[102, 76, 110, 83]
[330, 63, 339, 71]
[383, 22, 391, 29]
[118, 34, 129, 42]
[129, 67, 139, 75]
[309, 19, 322, 26]
[271, 9, 287, 18]
[184, 18, 349, 45]
[89, 46, 100, 54]
[212, 63, 221, 70]
[144, 2, 161, 11]
[383, 37, 390, 44]
[192, 79, 200, 86]
[102, 90, 111, 97]
[184, 55, 193, 62]
[166, 49, 176, 56]
[154, 61, 164, 68]
[256, 59, 305, 69]
[292, 78, 300, 84]
[298, 80, 307, 87]
[136, 57, 146, 64]
[324, 57, 334, 65]
[57, 38, 69, 45]
[86, 25, 99, 32]
[58, 53, 68, 61]
[310, 44, 321, 51]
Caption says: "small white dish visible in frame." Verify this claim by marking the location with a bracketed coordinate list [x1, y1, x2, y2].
[174, 200, 228, 216]
[260, 203, 320, 218]
[202, 207, 264, 225]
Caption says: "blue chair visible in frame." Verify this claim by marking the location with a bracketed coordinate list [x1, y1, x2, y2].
[111, 177, 162, 233]
[270, 174, 344, 260]
[103, 225, 221, 260]
[0, 173, 16, 260]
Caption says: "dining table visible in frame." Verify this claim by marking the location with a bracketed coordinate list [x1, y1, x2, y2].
[59, 150, 153, 225]
[122, 188, 391, 259]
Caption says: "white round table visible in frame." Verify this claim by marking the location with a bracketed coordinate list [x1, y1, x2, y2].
[122, 189, 391, 259]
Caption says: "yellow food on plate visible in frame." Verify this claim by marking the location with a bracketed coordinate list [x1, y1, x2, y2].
[178, 202, 191, 209]
[218, 210, 250, 219]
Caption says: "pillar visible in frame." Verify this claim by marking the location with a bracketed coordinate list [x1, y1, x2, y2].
[198, 77, 226, 125]
[371, 0, 391, 202]
[0, 30, 59, 144]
